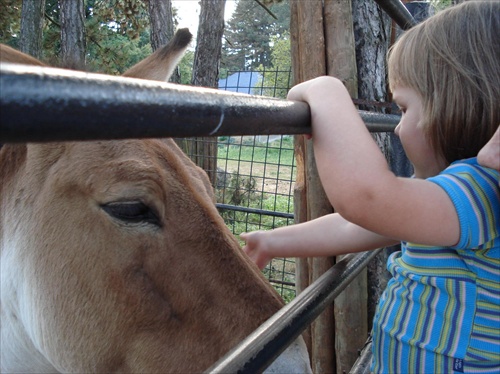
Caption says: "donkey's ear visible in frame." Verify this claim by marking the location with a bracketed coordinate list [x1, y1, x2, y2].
[0, 44, 46, 66]
[122, 28, 192, 82]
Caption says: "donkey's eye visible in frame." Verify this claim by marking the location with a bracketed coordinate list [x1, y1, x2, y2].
[102, 202, 161, 227]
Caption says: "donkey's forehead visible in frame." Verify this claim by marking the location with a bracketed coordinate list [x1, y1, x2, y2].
[59, 140, 174, 171]
[57, 141, 172, 182]
[70, 139, 164, 158]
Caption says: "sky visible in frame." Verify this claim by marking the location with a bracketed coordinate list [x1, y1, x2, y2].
[172, 0, 237, 37]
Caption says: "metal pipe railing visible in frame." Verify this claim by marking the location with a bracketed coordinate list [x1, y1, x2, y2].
[205, 249, 382, 374]
[216, 203, 294, 220]
[373, 0, 417, 30]
[0, 64, 399, 143]
[349, 340, 373, 374]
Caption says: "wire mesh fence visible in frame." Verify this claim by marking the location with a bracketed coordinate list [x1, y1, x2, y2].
[216, 134, 296, 302]
[180, 69, 297, 302]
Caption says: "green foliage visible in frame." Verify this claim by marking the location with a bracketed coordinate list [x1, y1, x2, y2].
[0, 0, 180, 75]
[89, 0, 149, 40]
[268, 32, 291, 69]
[216, 174, 259, 207]
[0, 0, 21, 47]
[178, 49, 194, 85]
[39, 0, 61, 65]
[81, 0, 152, 73]
[222, 0, 290, 71]
[254, 32, 291, 98]
[86, 29, 152, 74]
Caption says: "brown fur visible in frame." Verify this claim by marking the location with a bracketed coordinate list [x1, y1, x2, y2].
[0, 44, 47, 66]
[0, 34, 289, 373]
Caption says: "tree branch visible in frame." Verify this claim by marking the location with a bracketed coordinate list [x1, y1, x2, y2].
[253, 0, 278, 19]
[44, 12, 60, 28]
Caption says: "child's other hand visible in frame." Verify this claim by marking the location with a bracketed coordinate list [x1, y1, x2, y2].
[240, 231, 273, 270]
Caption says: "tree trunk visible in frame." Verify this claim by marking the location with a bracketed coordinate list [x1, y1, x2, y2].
[148, 0, 180, 83]
[185, 0, 226, 187]
[192, 0, 225, 88]
[60, 0, 86, 70]
[20, 0, 46, 59]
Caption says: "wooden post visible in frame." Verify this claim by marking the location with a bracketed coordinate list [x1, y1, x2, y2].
[292, 0, 367, 372]
[291, 1, 335, 373]
[324, 1, 368, 372]
[293, 133, 312, 354]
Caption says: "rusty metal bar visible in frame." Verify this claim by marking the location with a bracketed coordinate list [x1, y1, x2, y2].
[0, 64, 399, 143]
[205, 249, 382, 374]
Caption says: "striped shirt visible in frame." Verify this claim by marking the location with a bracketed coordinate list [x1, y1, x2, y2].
[372, 158, 500, 373]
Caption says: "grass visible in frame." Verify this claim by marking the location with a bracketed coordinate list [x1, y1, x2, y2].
[216, 135, 297, 302]
[217, 136, 295, 165]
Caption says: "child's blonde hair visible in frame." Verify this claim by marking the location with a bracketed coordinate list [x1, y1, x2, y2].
[388, 1, 499, 164]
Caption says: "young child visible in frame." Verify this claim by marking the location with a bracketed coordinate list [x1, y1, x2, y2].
[241, 2, 499, 372]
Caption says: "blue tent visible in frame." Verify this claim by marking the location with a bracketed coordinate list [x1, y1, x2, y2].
[218, 71, 262, 94]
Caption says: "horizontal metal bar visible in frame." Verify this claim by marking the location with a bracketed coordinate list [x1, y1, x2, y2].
[205, 249, 382, 374]
[0, 64, 399, 143]
[268, 278, 295, 288]
[216, 203, 294, 220]
[374, 0, 417, 30]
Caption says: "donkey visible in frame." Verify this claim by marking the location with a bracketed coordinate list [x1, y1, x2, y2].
[0, 30, 311, 373]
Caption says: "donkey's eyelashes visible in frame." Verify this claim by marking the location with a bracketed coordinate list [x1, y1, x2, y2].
[101, 201, 162, 227]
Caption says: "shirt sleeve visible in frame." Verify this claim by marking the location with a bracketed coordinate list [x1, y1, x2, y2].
[427, 158, 500, 249]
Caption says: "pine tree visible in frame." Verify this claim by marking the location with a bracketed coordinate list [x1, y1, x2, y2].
[256, 32, 291, 98]
[0, 0, 22, 47]
[222, 0, 289, 71]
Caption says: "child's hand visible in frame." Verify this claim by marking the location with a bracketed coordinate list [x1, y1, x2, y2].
[287, 76, 346, 103]
[240, 231, 274, 270]
[287, 76, 352, 140]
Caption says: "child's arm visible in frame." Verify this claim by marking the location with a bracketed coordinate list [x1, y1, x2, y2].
[241, 213, 397, 269]
[287, 76, 461, 247]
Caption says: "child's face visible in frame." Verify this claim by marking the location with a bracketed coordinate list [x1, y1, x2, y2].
[393, 86, 447, 178]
